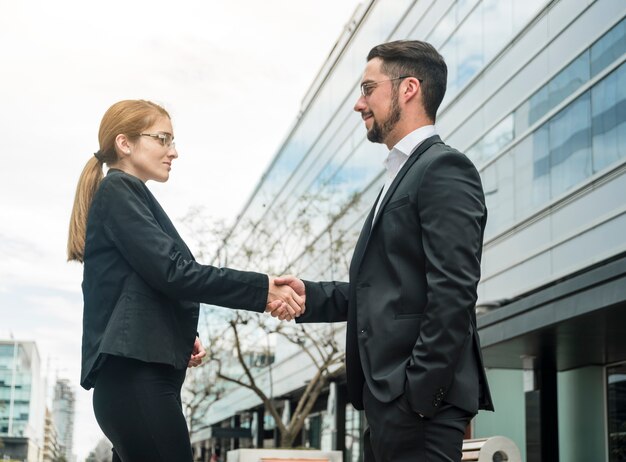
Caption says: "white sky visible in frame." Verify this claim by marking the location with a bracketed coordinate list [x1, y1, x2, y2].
[0, 1, 363, 459]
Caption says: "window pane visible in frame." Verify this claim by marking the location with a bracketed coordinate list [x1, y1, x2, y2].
[531, 125, 551, 208]
[548, 50, 590, 110]
[482, 115, 514, 162]
[457, 0, 480, 22]
[607, 363, 626, 462]
[549, 91, 592, 197]
[512, 0, 546, 32]
[592, 63, 626, 172]
[591, 18, 626, 77]
[429, 5, 457, 49]
[456, 9, 484, 91]
[528, 86, 550, 128]
[467, 115, 514, 167]
[483, 0, 513, 62]
[494, 154, 515, 231]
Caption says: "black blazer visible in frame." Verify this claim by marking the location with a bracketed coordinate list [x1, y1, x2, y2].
[298, 136, 494, 417]
[80, 169, 268, 389]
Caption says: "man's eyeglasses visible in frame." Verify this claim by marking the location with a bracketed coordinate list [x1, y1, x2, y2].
[360, 75, 422, 97]
[140, 132, 175, 148]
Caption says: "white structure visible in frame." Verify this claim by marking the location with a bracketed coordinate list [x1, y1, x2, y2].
[52, 378, 75, 461]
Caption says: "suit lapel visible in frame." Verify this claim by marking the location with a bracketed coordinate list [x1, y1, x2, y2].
[369, 135, 442, 232]
[349, 135, 442, 277]
[349, 187, 383, 280]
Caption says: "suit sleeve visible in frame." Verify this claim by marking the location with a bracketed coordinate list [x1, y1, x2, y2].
[97, 174, 268, 312]
[296, 280, 350, 324]
[405, 152, 485, 417]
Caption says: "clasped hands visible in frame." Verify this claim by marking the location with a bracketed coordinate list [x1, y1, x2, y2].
[266, 275, 306, 321]
[187, 276, 304, 368]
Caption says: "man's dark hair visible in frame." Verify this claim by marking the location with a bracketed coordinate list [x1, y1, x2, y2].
[367, 40, 447, 122]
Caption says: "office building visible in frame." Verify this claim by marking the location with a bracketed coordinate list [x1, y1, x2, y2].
[0, 340, 46, 462]
[52, 378, 75, 461]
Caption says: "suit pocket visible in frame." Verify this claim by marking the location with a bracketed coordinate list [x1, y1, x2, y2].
[394, 313, 424, 320]
[383, 194, 410, 213]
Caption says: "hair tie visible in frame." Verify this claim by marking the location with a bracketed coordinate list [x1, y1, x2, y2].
[93, 150, 104, 162]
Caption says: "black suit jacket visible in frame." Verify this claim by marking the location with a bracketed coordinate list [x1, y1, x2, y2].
[80, 169, 268, 389]
[298, 136, 494, 417]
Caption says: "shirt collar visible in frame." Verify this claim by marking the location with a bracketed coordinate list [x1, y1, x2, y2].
[394, 125, 437, 156]
[384, 125, 437, 176]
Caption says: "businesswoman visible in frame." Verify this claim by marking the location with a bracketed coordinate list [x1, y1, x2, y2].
[67, 99, 303, 461]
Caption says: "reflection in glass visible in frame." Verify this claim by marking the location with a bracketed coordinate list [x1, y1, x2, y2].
[482, 0, 513, 62]
[548, 51, 590, 110]
[467, 115, 514, 167]
[527, 86, 550, 129]
[522, 127, 550, 220]
[345, 404, 364, 462]
[592, 63, 626, 173]
[607, 363, 626, 462]
[427, 3, 457, 49]
[591, 18, 626, 77]
[512, 0, 546, 32]
[456, 9, 483, 90]
[549, 91, 592, 198]
[456, 0, 479, 23]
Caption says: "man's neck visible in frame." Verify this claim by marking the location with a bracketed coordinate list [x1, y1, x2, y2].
[384, 118, 434, 150]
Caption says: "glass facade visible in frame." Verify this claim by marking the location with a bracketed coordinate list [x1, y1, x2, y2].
[0, 342, 32, 437]
[484, 61, 626, 239]
[227, 9, 626, 279]
[470, 16, 626, 174]
[225, 0, 551, 275]
[345, 404, 364, 462]
[608, 363, 626, 461]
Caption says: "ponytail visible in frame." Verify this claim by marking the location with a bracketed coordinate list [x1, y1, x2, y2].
[67, 156, 104, 262]
[66, 99, 170, 263]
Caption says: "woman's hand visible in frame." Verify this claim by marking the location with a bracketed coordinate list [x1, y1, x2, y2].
[266, 276, 305, 320]
[188, 336, 206, 368]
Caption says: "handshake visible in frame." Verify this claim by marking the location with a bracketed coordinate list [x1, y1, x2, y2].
[265, 275, 306, 321]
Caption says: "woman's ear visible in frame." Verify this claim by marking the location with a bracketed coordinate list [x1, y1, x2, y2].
[115, 134, 132, 156]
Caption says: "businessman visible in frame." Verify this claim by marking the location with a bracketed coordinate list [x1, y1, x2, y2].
[270, 40, 494, 461]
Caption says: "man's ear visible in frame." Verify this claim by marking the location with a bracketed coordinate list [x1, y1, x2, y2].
[402, 77, 421, 103]
[115, 134, 132, 155]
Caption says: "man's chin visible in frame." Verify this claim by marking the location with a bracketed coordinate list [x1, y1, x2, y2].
[367, 128, 382, 143]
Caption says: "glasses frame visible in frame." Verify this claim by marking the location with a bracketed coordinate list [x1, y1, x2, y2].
[360, 75, 422, 97]
[139, 132, 175, 148]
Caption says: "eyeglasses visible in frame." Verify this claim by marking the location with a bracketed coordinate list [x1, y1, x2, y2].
[140, 132, 175, 148]
[360, 75, 422, 97]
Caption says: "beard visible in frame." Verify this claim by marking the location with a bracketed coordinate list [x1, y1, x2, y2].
[366, 89, 402, 144]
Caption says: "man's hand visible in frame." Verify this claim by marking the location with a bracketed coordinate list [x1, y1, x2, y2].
[266, 275, 306, 321]
[266, 276, 305, 320]
[188, 336, 206, 368]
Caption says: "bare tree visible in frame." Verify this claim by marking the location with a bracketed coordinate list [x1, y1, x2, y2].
[85, 438, 113, 462]
[181, 189, 362, 447]
[183, 345, 224, 437]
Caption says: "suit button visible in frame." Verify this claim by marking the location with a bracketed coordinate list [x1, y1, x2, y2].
[360, 328, 367, 334]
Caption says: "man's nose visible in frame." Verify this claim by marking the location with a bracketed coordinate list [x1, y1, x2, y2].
[354, 94, 367, 113]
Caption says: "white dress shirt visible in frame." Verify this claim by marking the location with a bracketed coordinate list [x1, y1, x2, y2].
[373, 125, 437, 221]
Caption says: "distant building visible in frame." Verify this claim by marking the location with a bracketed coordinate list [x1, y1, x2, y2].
[0, 340, 46, 462]
[43, 407, 61, 462]
[52, 378, 75, 461]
